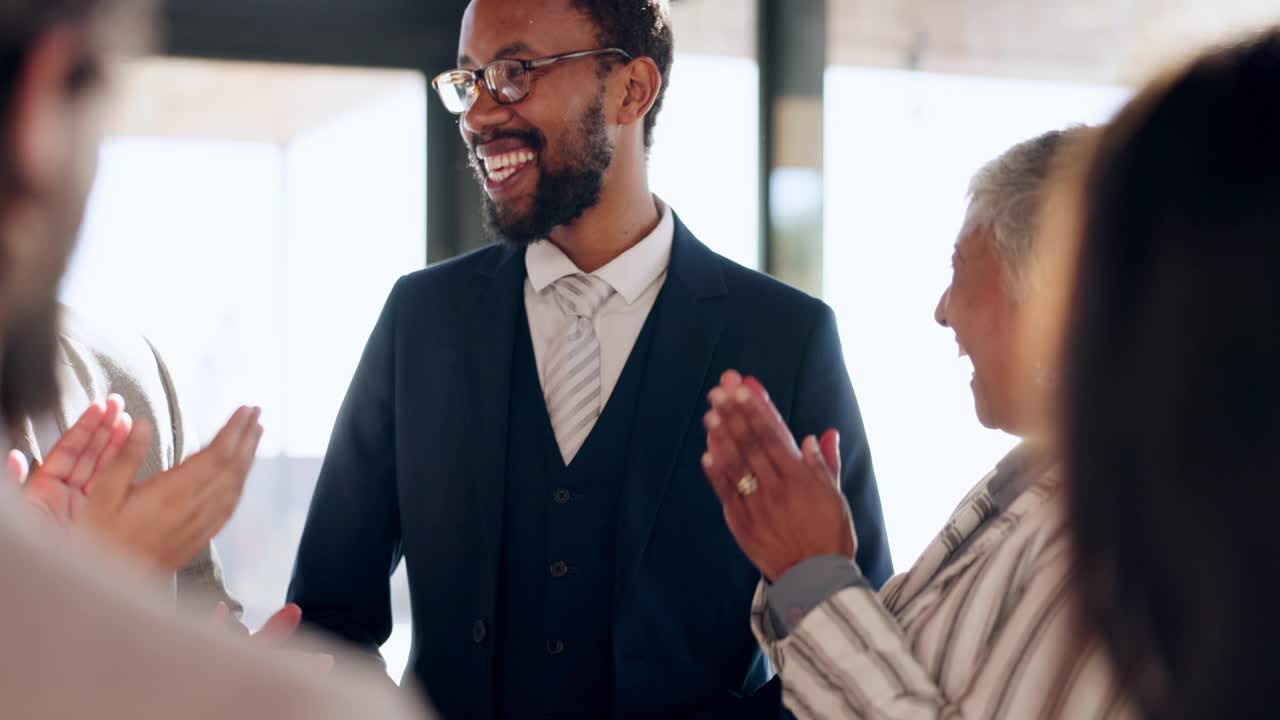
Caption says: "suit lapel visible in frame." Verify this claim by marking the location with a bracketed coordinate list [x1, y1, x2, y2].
[463, 245, 526, 602]
[614, 217, 727, 602]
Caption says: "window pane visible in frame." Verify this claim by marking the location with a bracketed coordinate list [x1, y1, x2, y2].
[822, 66, 1128, 567]
[649, 0, 759, 269]
[64, 58, 426, 681]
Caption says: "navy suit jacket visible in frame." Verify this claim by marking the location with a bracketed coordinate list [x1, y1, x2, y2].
[288, 215, 893, 718]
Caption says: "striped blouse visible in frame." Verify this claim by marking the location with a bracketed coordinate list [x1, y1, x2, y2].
[751, 450, 1136, 719]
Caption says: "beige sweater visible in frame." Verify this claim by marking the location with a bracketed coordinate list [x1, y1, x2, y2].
[11, 308, 239, 613]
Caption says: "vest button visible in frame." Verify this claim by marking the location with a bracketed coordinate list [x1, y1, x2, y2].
[549, 560, 569, 578]
[546, 639, 565, 655]
[472, 620, 487, 644]
[552, 488, 572, 504]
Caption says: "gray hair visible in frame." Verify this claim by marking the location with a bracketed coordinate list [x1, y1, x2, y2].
[965, 126, 1094, 297]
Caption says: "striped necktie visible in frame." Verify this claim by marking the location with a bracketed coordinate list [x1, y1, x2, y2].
[544, 273, 615, 464]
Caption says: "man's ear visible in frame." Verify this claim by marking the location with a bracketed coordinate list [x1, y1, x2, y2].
[614, 56, 662, 132]
[6, 28, 82, 197]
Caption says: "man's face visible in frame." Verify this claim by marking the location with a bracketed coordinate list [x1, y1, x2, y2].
[0, 30, 113, 420]
[457, 0, 617, 246]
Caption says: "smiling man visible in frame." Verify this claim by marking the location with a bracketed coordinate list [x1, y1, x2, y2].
[288, 1, 892, 717]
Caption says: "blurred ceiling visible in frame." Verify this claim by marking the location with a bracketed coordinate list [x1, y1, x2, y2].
[118, 0, 1279, 143]
[107, 59, 424, 144]
[115, 0, 755, 144]
[829, 0, 1280, 85]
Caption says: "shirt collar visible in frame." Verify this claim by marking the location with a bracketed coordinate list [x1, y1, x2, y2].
[525, 197, 674, 305]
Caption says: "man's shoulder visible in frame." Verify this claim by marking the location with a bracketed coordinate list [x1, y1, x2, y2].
[726, 260, 826, 311]
[691, 244, 831, 329]
[396, 243, 517, 297]
[673, 216, 828, 318]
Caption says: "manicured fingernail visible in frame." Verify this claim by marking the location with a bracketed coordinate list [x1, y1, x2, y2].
[705, 411, 722, 430]
[709, 388, 727, 406]
[735, 386, 752, 404]
[701, 452, 714, 469]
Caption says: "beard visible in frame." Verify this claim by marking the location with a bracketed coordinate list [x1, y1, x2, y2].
[0, 181, 84, 425]
[477, 94, 614, 247]
[0, 297, 60, 425]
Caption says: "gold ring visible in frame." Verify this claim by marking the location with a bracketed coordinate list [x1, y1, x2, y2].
[736, 473, 759, 497]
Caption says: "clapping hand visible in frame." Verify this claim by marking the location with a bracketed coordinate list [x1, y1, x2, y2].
[10, 401, 262, 572]
[8, 399, 261, 574]
[700, 371, 857, 582]
[211, 601, 336, 672]
[9, 395, 132, 522]
[76, 405, 262, 573]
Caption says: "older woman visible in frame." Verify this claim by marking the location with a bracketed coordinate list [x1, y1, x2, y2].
[700, 126, 1127, 718]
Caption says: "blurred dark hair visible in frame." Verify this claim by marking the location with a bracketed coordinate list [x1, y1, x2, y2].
[0, 0, 142, 424]
[0, 1, 113, 103]
[0, 0, 137, 189]
[1063, 28, 1280, 719]
[568, 0, 673, 150]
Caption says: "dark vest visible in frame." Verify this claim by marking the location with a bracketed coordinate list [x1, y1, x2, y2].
[496, 298, 659, 719]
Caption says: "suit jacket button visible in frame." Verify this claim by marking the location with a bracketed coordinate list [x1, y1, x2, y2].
[552, 488, 572, 504]
[549, 560, 569, 578]
[472, 620, 487, 644]
[546, 639, 565, 655]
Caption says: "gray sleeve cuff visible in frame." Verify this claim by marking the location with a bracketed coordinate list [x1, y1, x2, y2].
[765, 555, 867, 638]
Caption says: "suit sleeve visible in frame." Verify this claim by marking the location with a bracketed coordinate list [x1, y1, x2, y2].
[287, 278, 405, 658]
[788, 304, 894, 588]
[146, 337, 245, 616]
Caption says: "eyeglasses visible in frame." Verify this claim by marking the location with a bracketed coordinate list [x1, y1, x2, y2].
[432, 48, 633, 114]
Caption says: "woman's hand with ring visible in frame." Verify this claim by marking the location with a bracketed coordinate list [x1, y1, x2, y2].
[699, 370, 858, 582]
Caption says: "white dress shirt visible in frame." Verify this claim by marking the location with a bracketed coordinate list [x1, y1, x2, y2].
[524, 198, 674, 412]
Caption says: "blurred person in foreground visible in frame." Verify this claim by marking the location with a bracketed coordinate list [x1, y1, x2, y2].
[0, 0, 430, 716]
[1058, 28, 1280, 720]
[699, 125, 1140, 718]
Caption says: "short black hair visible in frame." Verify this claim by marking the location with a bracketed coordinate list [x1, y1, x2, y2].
[568, 0, 673, 150]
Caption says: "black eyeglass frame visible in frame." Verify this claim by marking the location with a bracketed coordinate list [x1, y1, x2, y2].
[432, 47, 634, 113]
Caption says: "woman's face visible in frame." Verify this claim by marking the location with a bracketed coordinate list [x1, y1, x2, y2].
[935, 221, 1028, 434]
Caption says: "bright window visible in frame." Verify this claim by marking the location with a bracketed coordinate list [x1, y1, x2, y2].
[64, 59, 426, 681]
[823, 66, 1129, 567]
[650, 53, 761, 269]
